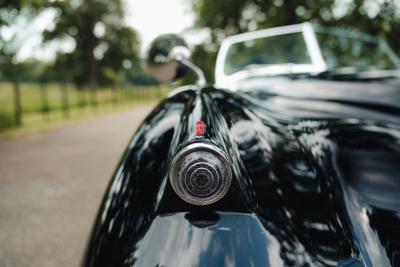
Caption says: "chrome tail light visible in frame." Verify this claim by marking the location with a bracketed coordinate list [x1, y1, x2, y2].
[169, 143, 232, 206]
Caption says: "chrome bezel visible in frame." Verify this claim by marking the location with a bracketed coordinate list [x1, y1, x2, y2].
[169, 143, 232, 206]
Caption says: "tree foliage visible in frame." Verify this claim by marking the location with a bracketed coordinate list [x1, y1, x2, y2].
[0, 0, 44, 82]
[44, 0, 140, 87]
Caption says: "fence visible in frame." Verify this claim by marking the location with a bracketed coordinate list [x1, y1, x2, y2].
[0, 82, 169, 132]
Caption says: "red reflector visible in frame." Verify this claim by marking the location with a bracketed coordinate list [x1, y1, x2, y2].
[196, 121, 205, 135]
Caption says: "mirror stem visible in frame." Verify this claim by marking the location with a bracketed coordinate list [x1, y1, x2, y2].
[179, 59, 206, 87]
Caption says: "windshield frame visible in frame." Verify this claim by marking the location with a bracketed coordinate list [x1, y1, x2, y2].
[215, 23, 400, 88]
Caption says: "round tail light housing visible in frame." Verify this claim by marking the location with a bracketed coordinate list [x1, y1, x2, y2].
[169, 143, 232, 206]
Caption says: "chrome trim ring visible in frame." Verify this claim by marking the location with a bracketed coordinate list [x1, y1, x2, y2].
[169, 143, 232, 206]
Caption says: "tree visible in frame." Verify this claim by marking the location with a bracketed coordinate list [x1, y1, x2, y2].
[0, 0, 44, 125]
[44, 0, 140, 87]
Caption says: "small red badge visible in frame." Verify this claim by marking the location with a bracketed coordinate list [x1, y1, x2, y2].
[196, 121, 205, 135]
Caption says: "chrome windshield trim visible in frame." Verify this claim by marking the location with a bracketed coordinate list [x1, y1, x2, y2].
[302, 22, 327, 71]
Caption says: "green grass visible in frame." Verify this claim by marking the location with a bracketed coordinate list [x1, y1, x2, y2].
[0, 82, 170, 138]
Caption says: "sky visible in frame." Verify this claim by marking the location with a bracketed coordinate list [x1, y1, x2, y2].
[14, 0, 195, 61]
[125, 0, 195, 54]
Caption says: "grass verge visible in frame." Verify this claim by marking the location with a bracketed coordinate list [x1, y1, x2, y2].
[0, 83, 169, 140]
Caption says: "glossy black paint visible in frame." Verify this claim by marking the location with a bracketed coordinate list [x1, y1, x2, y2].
[83, 78, 400, 267]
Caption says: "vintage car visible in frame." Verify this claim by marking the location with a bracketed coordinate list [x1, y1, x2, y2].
[82, 23, 400, 267]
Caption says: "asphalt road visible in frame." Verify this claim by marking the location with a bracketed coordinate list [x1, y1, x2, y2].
[0, 105, 153, 267]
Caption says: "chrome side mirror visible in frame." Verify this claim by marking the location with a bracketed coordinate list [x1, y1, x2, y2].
[147, 34, 206, 86]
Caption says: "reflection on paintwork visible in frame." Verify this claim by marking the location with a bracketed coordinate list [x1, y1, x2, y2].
[128, 213, 283, 267]
[83, 82, 400, 267]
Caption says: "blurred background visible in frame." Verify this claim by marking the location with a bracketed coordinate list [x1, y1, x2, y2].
[0, 0, 399, 266]
[0, 0, 399, 133]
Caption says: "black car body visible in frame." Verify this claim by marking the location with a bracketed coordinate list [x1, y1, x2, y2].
[83, 24, 400, 267]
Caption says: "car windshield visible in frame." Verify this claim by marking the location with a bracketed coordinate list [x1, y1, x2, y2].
[314, 26, 398, 70]
[221, 24, 400, 77]
[224, 32, 312, 75]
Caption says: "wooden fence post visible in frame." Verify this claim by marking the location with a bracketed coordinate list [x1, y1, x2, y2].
[91, 86, 98, 111]
[40, 83, 50, 121]
[13, 80, 22, 126]
[61, 82, 69, 118]
[79, 87, 86, 109]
